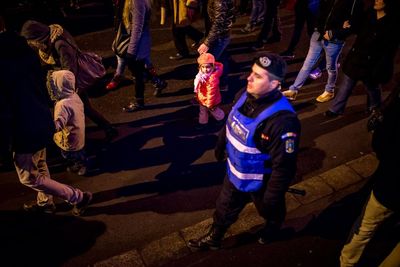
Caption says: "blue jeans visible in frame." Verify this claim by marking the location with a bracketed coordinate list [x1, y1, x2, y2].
[329, 73, 382, 114]
[289, 31, 344, 93]
[208, 36, 231, 87]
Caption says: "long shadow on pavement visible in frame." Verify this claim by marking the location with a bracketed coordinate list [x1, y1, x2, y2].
[86, 161, 225, 216]
[0, 210, 106, 267]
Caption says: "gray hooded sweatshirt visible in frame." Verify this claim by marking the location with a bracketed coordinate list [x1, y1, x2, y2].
[48, 70, 85, 151]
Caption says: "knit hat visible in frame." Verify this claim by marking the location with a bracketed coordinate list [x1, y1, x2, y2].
[255, 53, 287, 81]
[197, 53, 215, 65]
[20, 20, 50, 42]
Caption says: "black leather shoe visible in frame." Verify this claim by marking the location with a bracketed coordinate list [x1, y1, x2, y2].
[169, 53, 185, 60]
[195, 123, 208, 130]
[251, 42, 264, 51]
[188, 226, 226, 251]
[188, 233, 222, 251]
[104, 127, 118, 142]
[324, 110, 339, 118]
[257, 225, 281, 245]
[123, 102, 144, 112]
[265, 35, 282, 44]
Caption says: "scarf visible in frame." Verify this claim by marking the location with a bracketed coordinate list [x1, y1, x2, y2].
[194, 71, 212, 93]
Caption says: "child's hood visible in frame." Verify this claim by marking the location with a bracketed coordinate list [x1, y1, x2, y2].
[47, 70, 76, 101]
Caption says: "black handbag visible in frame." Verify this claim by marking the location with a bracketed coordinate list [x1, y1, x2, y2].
[112, 23, 130, 57]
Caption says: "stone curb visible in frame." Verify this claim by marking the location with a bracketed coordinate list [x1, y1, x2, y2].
[93, 153, 378, 267]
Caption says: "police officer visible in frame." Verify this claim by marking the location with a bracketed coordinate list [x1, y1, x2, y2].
[188, 53, 301, 250]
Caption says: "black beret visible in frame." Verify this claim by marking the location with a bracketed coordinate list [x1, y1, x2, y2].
[255, 53, 287, 81]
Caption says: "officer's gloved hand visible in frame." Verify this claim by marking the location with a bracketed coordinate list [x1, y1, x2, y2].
[214, 146, 226, 162]
[367, 108, 384, 132]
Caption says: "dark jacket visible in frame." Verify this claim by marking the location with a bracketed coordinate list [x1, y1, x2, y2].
[371, 84, 400, 212]
[342, 9, 400, 85]
[0, 31, 55, 154]
[316, 0, 363, 42]
[204, 0, 235, 48]
[216, 89, 301, 212]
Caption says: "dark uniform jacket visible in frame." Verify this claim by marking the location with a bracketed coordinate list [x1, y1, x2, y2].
[342, 9, 400, 85]
[216, 89, 301, 211]
[0, 31, 55, 154]
[204, 0, 235, 48]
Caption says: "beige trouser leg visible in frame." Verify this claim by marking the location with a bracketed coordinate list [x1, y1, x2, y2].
[340, 191, 394, 267]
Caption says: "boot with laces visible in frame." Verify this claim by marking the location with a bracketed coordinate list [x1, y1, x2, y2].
[188, 225, 227, 251]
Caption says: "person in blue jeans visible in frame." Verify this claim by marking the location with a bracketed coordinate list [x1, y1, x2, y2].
[325, 0, 400, 118]
[282, 0, 363, 103]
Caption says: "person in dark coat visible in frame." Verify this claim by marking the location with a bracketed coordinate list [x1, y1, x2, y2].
[325, 0, 400, 117]
[339, 81, 400, 267]
[188, 53, 301, 250]
[20, 19, 118, 140]
[197, 0, 235, 91]
[0, 16, 92, 216]
[252, 0, 282, 49]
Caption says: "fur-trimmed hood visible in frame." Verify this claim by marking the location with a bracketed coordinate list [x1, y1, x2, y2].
[47, 70, 76, 101]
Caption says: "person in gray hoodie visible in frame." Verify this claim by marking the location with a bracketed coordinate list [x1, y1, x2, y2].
[47, 70, 87, 176]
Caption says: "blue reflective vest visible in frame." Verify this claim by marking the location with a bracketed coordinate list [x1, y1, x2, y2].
[226, 92, 295, 192]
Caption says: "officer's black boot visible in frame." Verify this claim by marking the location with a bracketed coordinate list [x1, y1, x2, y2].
[257, 223, 281, 245]
[188, 225, 226, 251]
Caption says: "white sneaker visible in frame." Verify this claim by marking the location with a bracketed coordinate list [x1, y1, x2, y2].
[316, 91, 334, 102]
[282, 90, 298, 101]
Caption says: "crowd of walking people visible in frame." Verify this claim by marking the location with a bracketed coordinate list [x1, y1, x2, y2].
[1, 0, 399, 265]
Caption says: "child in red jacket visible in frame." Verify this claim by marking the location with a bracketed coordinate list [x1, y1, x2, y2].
[194, 53, 225, 129]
